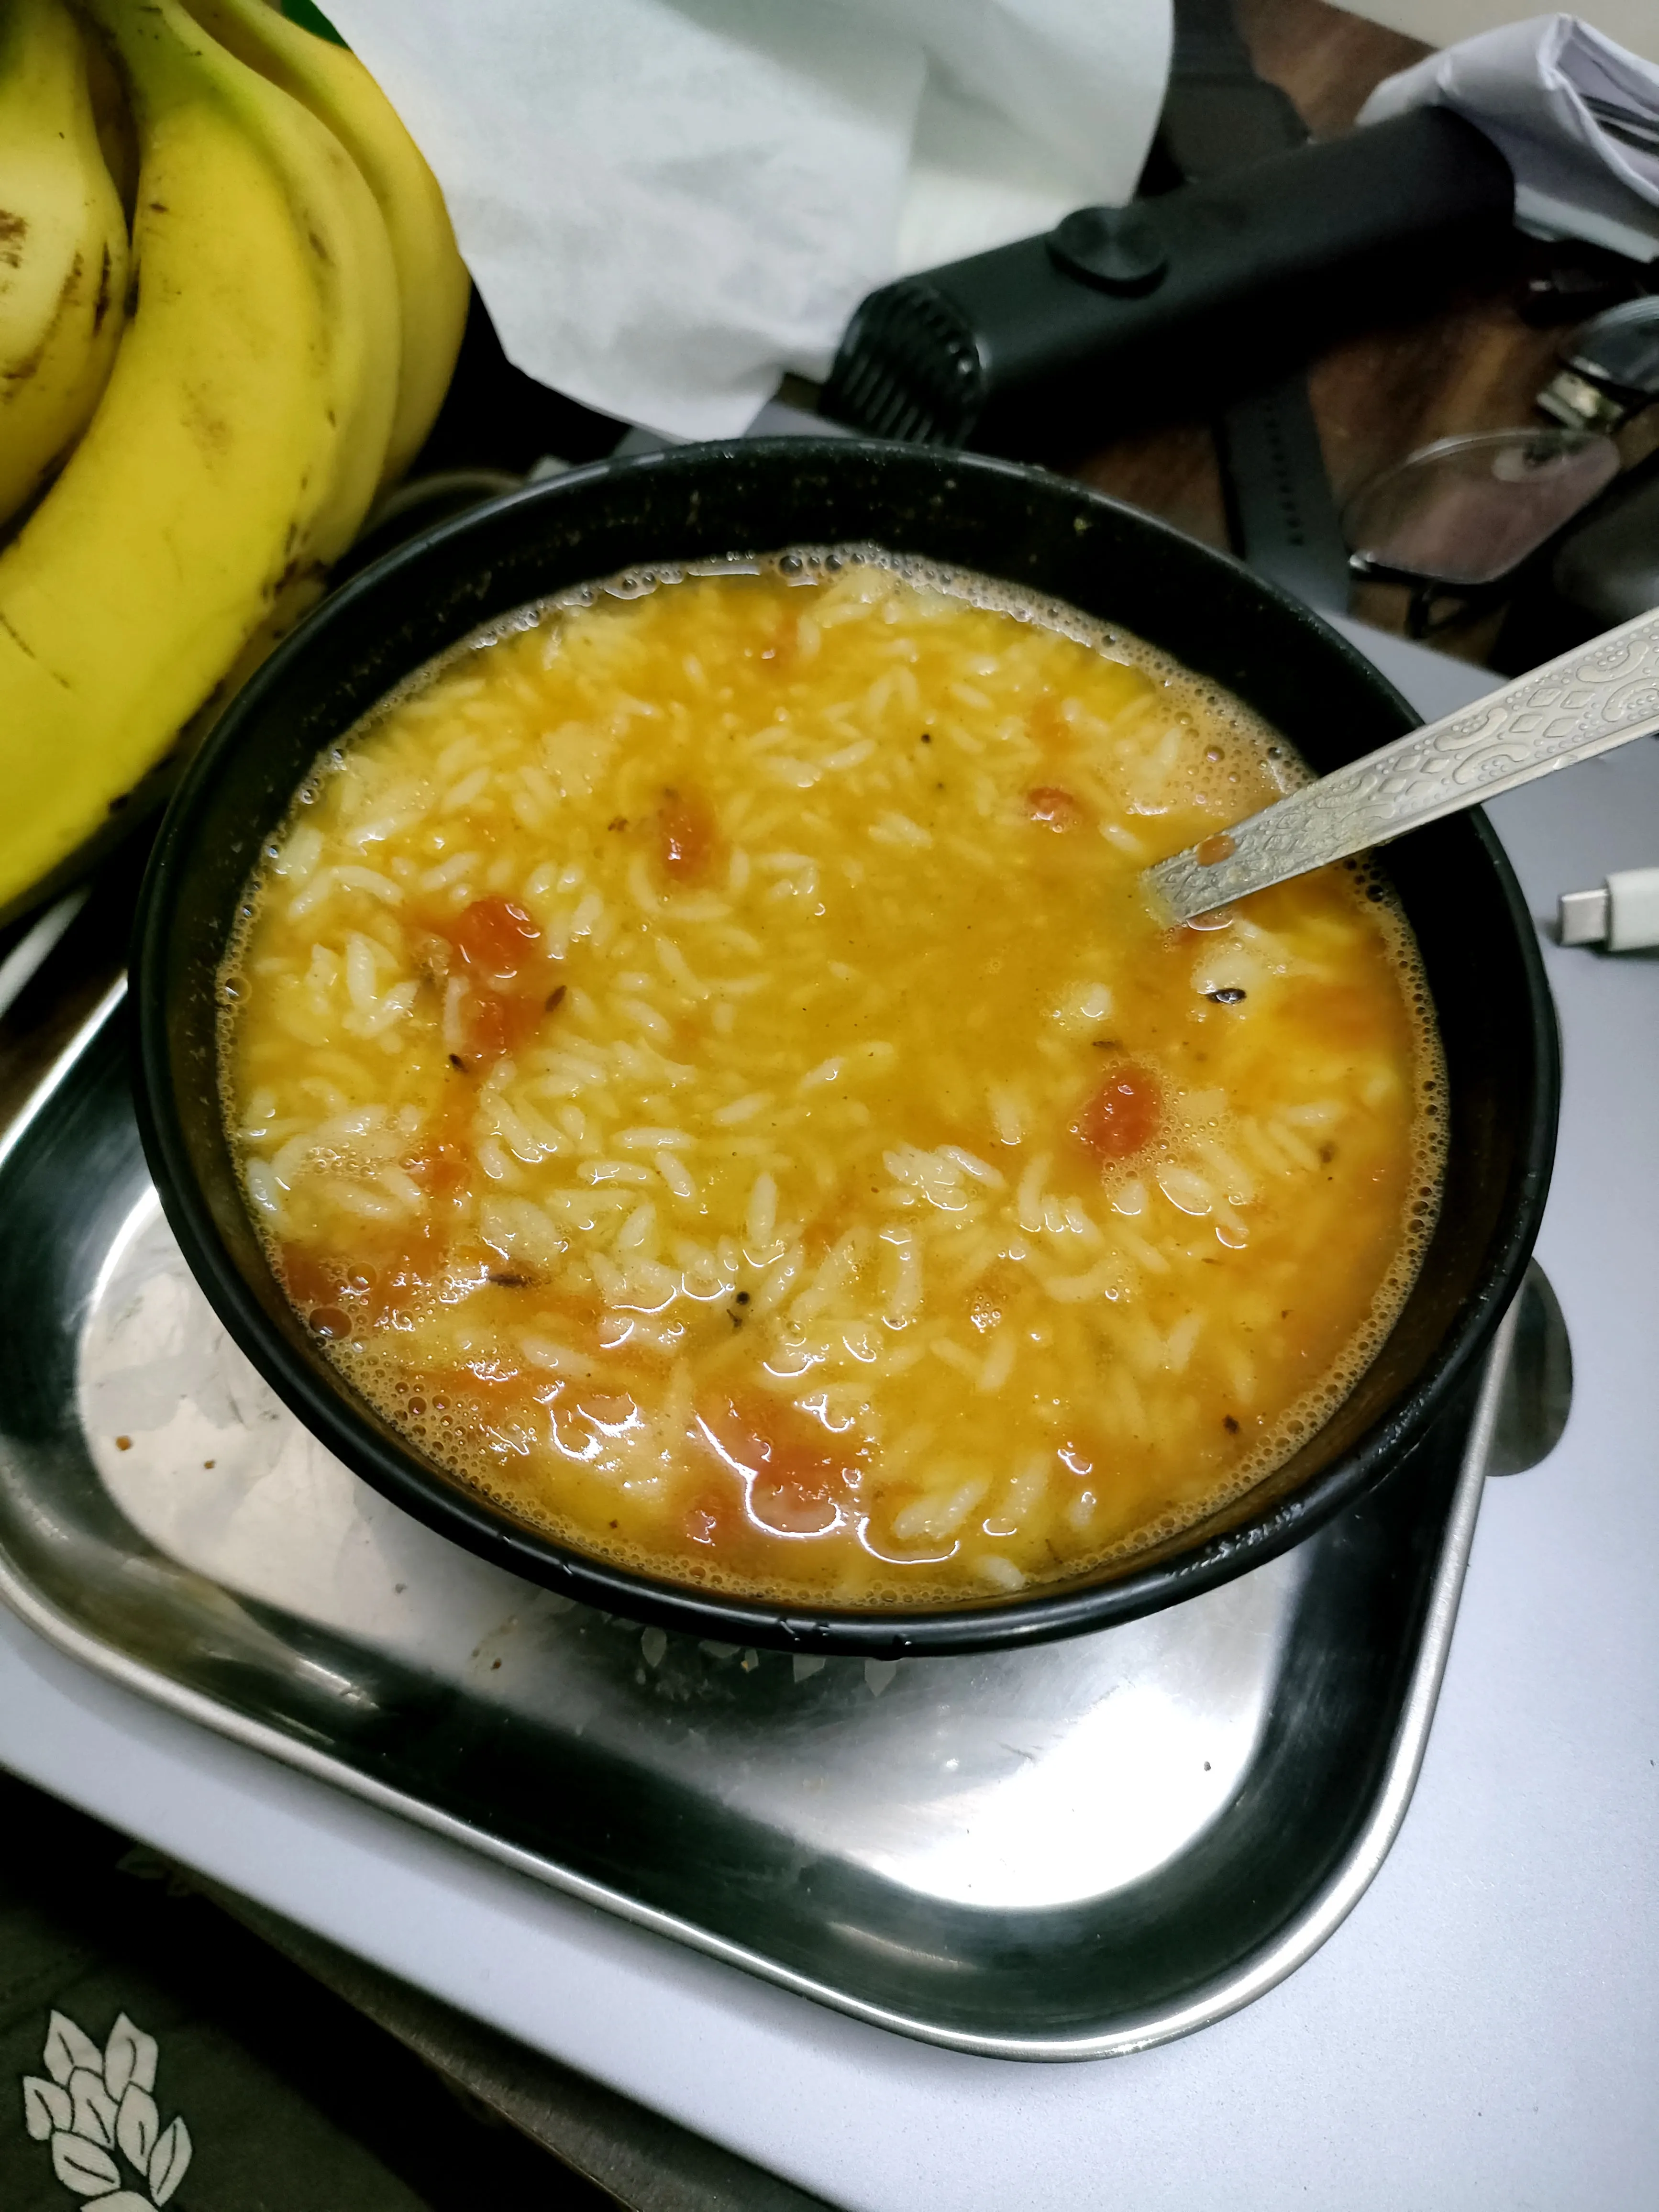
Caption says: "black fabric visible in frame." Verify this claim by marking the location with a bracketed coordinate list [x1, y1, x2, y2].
[0, 1769, 613, 2209]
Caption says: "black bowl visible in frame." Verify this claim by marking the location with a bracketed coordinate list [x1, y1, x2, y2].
[133, 439, 1558, 1656]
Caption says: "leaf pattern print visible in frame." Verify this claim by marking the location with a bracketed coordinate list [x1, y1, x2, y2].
[43, 2013, 102, 2088]
[67, 2066, 118, 2148]
[148, 2115, 193, 2203]
[104, 2014, 159, 2099]
[22, 2075, 71, 2141]
[21, 2007, 194, 2209]
[49, 2131, 120, 2196]
[116, 2084, 159, 2170]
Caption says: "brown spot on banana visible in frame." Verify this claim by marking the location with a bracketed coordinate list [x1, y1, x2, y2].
[0, 610, 71, 691]
[181, 385, 232, 454]
[1, 254, 86, 390]
[0, 210, 25, 268]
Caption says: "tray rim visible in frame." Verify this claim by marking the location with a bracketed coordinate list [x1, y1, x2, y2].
[0, 975, 1511, 2061]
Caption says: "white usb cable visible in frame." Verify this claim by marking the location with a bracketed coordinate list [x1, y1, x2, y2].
[1558, 868, 1659, 952]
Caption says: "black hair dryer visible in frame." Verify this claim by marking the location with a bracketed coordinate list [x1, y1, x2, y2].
[820, 109, 1515, 459]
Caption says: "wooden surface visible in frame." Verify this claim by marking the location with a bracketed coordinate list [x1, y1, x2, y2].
[1075, 0, 1643, 663]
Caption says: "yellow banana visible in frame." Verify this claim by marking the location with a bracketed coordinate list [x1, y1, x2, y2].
[83, 13, 139, 222]
[183, 0, 469, 487]
[0, 0, 398, 915]
[171, 0, 405, 684]
[0, 0, 129, 529]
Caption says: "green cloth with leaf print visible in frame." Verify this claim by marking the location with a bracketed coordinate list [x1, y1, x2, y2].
[0, 1772, 605, 2208]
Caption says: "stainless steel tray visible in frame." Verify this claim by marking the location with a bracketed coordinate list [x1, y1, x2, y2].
[0, 901, 1568, 2062]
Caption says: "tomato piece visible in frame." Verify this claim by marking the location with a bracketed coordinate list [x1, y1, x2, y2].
[752, 1465, 841, 1536]
[574, 1393, 640, 1435]
[544, 1403, 604, 1463]
[363, 1247, 439, 1328]
[282, 1234, 444, 1335]
[1027, 785, 1087, 831]
[461, 989, 509, 1062]
[280, 1250, 371, 1340]
[1072, 1064, 1161, 1161]
[453, 896, 542, 978]
[415, 902, 562, 1072]
[659, 787, 722, 884]
[404, 1138, 470, 1197]
[696, 1393, 854, 1538]
[457, 983, 546, 1064]
[280, 1243, 339, 1311]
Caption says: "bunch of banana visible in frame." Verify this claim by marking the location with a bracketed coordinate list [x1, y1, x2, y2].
[0, 0, 469, 918]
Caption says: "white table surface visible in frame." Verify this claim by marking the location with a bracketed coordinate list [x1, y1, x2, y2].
[2, 630, 1656, 2212]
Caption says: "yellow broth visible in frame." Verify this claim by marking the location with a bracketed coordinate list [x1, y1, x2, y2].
[221, 555, 1443, 1604]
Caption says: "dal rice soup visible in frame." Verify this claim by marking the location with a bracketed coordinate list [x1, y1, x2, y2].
[222, 554, 1443, 1605]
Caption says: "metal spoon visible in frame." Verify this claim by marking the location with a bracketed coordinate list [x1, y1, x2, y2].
[1146, 602, 1659, 923]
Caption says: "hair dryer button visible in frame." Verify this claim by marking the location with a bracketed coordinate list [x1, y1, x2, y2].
[1047, 205, 1169, 295]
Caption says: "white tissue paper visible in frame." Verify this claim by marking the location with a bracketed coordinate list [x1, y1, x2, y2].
[1360, 14, 1659, 263]
[320, 0, 1172, 441]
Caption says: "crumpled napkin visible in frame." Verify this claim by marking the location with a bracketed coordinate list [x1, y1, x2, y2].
[321, 0, 1172, 441]
[1359, 14, 1659, 263]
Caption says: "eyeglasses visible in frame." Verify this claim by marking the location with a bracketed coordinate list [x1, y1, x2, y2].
[1538, 295, 1659, 435]
[1342, 428, 1621, 636]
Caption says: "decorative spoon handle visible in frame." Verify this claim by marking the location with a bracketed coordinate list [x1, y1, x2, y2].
[1146, 604, 1659, 923]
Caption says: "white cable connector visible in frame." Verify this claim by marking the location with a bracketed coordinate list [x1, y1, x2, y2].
[1558, 867, 1659, 952]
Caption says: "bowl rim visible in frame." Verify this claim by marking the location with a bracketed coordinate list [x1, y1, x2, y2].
[132, 436, 1560, 1656]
